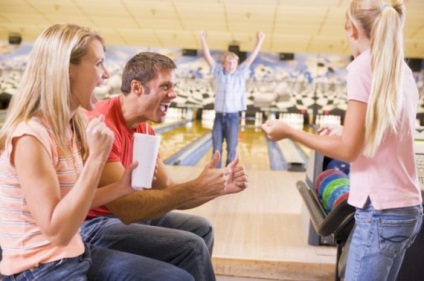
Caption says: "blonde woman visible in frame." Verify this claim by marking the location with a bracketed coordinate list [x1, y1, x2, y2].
[262, 1, 422, 280]
[0, 24, 194, 281]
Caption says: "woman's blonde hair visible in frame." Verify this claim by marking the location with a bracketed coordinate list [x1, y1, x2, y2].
[0, 23, 105, 158]
[347, 0, 406, 157]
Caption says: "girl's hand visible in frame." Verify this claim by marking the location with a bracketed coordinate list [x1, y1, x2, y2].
[317, 125, 344, 136]
[261, 119, 292, 141]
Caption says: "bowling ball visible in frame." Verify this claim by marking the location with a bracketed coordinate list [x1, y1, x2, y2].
[332, 192, 350, 210]
[325, 159, 350, 175]
[318, 173, 347, 199]
[326, 185, 349, 212]
[315, 169, 346, 195]
[322, 178, 349, 209]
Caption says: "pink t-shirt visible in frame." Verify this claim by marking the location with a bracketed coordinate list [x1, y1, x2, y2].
[0, 118, 84, 275]
[346, 49, 422, 209]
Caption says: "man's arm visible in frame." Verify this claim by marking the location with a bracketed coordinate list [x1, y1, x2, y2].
[177, 154, 248, 209]
[100, 153, 228, 224]
[200, 30, 215, 68]
[99, 161, 189, 224]
[91, 163, 136, 208]
[153, 151, 246, 210]
[243, 32, 265, 67]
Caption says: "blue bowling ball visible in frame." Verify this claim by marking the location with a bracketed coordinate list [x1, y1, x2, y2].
[318, 173, 347, 199]
[326, 185, 349, 212]
[322, 178, 349, 209]
[326, 159, 350, 175]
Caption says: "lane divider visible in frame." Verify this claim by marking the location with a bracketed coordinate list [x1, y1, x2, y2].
[277, 139, 307, 172]
[153, 120, 191, 134]
[164, 132, 212, 166]
[265, 136, 287, 170]
[265, 133, 308, 171]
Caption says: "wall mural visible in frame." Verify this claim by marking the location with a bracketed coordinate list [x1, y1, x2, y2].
[1, 42, 423, 123]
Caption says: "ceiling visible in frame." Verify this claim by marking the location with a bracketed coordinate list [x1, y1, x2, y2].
[0, 0, 423, 58]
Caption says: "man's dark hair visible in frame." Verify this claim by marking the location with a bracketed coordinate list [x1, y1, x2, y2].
[121, 52, 177, 95]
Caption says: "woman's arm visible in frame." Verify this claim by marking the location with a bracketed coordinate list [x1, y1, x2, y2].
[15, 116, 114, 246]
[14, 136, 104, 246]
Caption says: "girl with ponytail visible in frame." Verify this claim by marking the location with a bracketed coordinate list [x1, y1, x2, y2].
[262, 1, 422, 280]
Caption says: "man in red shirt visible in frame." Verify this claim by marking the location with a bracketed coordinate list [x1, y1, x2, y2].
[82, 52, 248, 281]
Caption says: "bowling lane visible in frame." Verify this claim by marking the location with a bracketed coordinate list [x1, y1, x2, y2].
[152, 120, 211, 161]
[197, 125, 271, 171]
[0, 110, 7, 128]
[153, 118, 307, 172]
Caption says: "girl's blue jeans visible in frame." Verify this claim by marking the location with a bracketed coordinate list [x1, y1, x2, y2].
[344, 200, 423, 281]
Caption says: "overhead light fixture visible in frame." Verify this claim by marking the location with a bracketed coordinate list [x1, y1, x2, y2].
[182, 49, 197, 56]
[8, 32, 22, 45]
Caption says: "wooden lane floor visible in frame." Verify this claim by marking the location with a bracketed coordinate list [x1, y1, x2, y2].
[0, 109, 7, 128]
[152, 120, 211, 161]
[168, 165, 336, 281]
[154, 119, 272, 171]
[197, 125, 271, 171]
[153, 119, 337, 280]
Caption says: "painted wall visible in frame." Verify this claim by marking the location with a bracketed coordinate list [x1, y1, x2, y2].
[1, 43, 423, 121]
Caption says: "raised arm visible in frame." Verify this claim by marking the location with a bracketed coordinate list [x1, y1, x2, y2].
[200, 30, 216, 68]
[243, 31, 265, 67]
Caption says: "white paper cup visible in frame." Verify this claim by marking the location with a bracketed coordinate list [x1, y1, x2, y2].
[132, 133, 161, 189]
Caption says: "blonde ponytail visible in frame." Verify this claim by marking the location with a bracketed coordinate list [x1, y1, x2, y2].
[348, 0, 406, 157]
